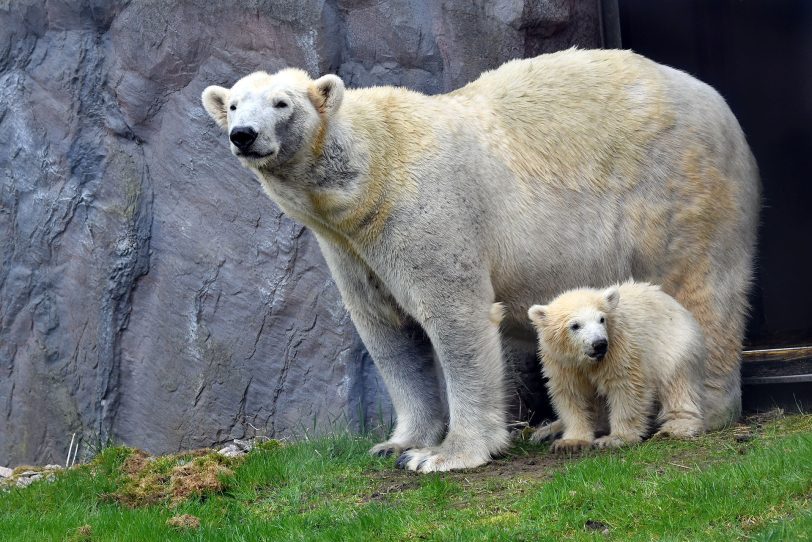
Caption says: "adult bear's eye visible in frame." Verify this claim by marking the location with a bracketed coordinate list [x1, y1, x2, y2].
[570, 322, 580, 331]
[274, 100, 289, 109]
[229, 104, 236, 111]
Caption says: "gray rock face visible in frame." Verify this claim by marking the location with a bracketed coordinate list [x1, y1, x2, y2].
[0, 0, 601, 465]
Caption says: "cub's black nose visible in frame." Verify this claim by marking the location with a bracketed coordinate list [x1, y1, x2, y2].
[230, 126, 258, 150]
[591, 339, 608, 357]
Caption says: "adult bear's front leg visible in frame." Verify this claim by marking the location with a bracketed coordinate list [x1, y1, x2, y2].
[353, 312, 447, 457]
[317, 240, 446, 457]
[396, 299, 510, 472]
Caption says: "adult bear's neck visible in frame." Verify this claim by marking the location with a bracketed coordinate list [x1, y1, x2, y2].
[259, 94, 420, 247]
[307, 99, 418, 246]
[307, 115, 364, 190]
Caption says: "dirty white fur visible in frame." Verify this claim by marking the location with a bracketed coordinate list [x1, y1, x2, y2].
[527, 282, 707, 452]
[202, 49, 759, 472]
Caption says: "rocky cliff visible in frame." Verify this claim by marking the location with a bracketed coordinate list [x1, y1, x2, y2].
[0, 0, 601, 465]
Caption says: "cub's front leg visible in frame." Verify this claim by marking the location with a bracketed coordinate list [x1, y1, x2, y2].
[593, 378, 651, 449]
[543, 364, 597, 455]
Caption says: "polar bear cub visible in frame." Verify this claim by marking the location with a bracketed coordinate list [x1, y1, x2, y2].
[526, 281, 706, 452]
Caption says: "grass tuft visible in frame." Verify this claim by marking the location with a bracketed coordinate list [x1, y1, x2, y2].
[65, 524, 92, 542]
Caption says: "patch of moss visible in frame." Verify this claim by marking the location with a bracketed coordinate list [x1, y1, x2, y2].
[253, 439, 281, 453]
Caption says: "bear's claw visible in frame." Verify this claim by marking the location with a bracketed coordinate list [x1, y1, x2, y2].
[370, 441, 409, 458]
[531, 420, 564, 443]
[395, 453, 410, 469]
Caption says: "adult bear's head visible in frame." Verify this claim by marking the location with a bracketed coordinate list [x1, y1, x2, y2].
[202, 68, 344, 170]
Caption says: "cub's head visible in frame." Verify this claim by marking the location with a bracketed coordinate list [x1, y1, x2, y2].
[201, 68, 344, 170]
[527, 286, 620, 365]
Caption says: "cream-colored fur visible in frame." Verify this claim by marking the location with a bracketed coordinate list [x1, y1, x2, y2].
[202, 49, 758, 472]
[527, 282, 706, 452]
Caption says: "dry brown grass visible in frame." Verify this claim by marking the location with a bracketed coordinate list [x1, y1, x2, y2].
[10, 465, 41, 476]
[166, 514, 201, 530]
[108, 449, 239, 507]
[120, 449, 151, 476]
[168, 455, 234, 505]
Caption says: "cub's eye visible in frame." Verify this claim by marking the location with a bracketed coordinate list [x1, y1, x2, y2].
[229, 104, 236, 111]
[599, 317, 605, 324]
[570, 322, 580, 331]
[274, 100, 289, 109]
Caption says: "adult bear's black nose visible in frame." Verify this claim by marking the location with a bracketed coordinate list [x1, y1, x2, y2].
[230, 126, 258, 150]
[591, 339, 608, 358]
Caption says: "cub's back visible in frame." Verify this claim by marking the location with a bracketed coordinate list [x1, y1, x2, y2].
[613, 282, 704, 366]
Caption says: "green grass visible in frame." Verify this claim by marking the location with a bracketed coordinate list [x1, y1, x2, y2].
[1, 415, 810, 541]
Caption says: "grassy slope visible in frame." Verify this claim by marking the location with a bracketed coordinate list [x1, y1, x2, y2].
[1, 415, 810, 542]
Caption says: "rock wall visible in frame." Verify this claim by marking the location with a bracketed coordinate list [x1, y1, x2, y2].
[0, 0, 601, 465]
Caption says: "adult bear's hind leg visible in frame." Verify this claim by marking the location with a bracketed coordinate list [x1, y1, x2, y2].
[663, 256, 750, 431]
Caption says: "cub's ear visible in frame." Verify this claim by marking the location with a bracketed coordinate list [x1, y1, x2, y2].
[603, 287, 620, 310]
[308, 74, 345, 116]
[527, 304, 548, 325]
[202, 85, 230, 130]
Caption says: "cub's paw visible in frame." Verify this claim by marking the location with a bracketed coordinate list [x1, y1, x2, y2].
[550, 438, 592, 455]
[530, 420, 563, 443]
[592, 434, 640, 449]
[369, 441, 408, 458]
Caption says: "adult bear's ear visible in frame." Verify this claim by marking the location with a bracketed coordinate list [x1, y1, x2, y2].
[603, 287, 620, 310]
[202, 85, 230, 130]
[527, 305, 548, 325]
[308, 74, 344, 116]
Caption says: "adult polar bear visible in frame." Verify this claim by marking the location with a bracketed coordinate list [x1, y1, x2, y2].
[202, 49, 759, 472]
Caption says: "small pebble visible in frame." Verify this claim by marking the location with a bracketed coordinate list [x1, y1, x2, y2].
[217, 444, 244, 458]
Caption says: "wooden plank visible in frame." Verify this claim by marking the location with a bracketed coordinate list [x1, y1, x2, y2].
[742, 346, 812, 363]
[743, 374, 812, 385]
[741, 353, 812, 386]
[741, 347, 812, 386]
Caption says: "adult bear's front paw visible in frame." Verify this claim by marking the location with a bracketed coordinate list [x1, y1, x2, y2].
[394, 428, 508, 472]
[369, 440, 408, 457]
[395, 446, 491, 473]
[369, 422, 446, 458]
[653, 419, 703, 439]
